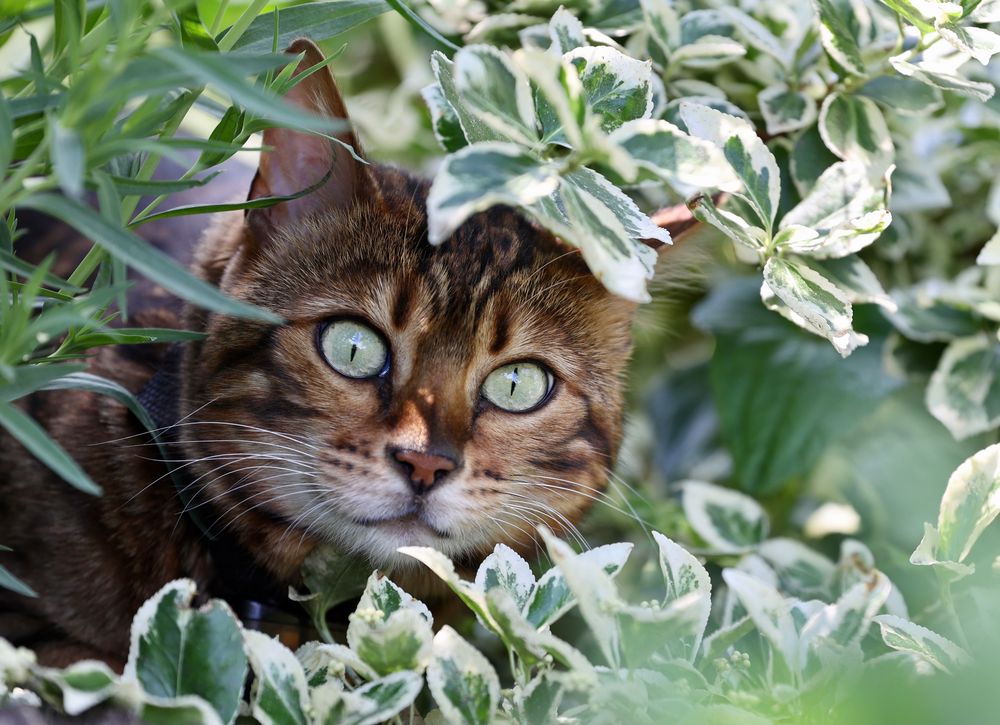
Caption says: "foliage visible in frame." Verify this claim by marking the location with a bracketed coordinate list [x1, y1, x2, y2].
[3, 443, 1000, 722]
[2, 0, 1000, 722]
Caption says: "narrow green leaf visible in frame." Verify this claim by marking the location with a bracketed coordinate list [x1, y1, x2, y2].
[0, 563, 37, 598]
[232, 0, 389, 53]
[384, 0, 461, 52]
[0, 400, 101, 494]
[0, 363, 87, 403]
[19, 194, 281, 323]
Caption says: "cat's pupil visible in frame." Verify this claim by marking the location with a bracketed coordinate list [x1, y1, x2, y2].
[505, 367, 520, 397]
[349, 331, 363, 362]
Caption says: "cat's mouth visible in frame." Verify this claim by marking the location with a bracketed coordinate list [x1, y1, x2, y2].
[351, 509, 452, 539]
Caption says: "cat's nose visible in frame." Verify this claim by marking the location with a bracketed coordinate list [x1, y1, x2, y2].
[392, 448, 457, 492]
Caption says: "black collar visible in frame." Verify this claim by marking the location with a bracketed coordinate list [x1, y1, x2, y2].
[136, 345, 314, 635]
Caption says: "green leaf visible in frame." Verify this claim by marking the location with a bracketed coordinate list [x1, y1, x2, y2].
[0, 93, 11, 177]
[427, 626, 500, 725]
[107, 172, 221, 196]
[565, 46, 654, 132]
[652, 532, 711, 660]
[681, 481, 768, 553]
[672, 36, 747, 68]
[759, 538, 836, 599]
[694, 278, 902, 493]
[123, 580, 247, 725]
[778, 161, 891, 259]
[49, 118, 85, 200]
[425, 142, 558, 244]
[0, 401, 100, 494]
[722, 569, 798, 671]
[397, 546, 493, 627]
[689, 194, 766, 251]
[818, 93, 894, 171]
[383, 0, 461, 52]
[138, 694, 225, 725]
[311, 672, 423, 725]
[347, 573, 433, 675]
[32, 661, 119, 716]
[762, 255, 867, 356]
[758, 84, 817, 135]
[877, 0, 943, 31]
[641, 0, 680, 65]
[541, 528, 624, 668]
[289, 546, 371, 644]
[858, 76, 944, 114]
[874, 614, 969, 673]
[808, 255, 895, 310]
[609, 118, 741, 192]
[917, 442, 1000, 570]
[475, 543, 535, 610]
[422, 82, 467, 152]
[452, 45, 538, 144]
[889, 55, 995, 102]
[0, 363, 87, 403]
[938, 23, 1000, 65]
[430, 51, 504, 144]
[244, 630, 310, 725]
[0, 564, 37, 598]
[18, 194, 280, 323]
[154, 47, 345, 134]
[523, 542, 632, 628]
[978, 230, 1000, 265]
[814, 0, 868, 75]
[548, 6, 587, 54]
[231, 0, 389, 53]
[927, 335, 1000, 439]
[680, 102, 780, 231]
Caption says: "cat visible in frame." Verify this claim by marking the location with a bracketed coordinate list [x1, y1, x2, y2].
[0, 38, 689, 669]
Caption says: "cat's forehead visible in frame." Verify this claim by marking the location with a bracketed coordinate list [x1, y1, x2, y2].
[249, 167, 625, 347]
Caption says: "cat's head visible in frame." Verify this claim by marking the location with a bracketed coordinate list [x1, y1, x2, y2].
[180, 40, 650, 575]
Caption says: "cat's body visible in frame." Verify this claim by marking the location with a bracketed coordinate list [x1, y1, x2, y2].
[0, 40, 659, 668]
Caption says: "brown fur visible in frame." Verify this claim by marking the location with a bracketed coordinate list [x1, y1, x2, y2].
[0, 40, 645, 667]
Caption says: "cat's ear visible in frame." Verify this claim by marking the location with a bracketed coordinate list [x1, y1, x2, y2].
[247, 38, 373, 238]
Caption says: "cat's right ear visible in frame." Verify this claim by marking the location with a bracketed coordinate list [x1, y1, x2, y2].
[246, 38, 374, 241]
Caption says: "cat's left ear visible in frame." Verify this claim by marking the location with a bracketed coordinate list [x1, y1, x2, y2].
[247, 38, 374, 239]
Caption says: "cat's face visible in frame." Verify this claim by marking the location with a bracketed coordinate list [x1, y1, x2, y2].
[179, 40, 638, 574]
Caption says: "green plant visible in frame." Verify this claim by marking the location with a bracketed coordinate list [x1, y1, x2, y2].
[2, 0, 1000, 722]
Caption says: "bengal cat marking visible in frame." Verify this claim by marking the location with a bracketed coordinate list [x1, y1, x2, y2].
[0, 39, 647, 667]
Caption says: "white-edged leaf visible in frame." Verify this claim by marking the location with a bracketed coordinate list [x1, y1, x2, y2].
[564, 46, 654, 132]
[311, 672, 423, 725]
[549, 6, 586, 54]
[814, 0, 869, 75]
[889, 54, 995, 102]
[524, 542, 633, 628]
[135, 692, 225, 725]
[427, 627, 500, 725]
[426, 142, 559, 245]
[818, 93, 894, 171]
[32, 661, 119, 716]
[927, 335, 1000, 439]
[347, 606, 433, 676]
[800, 571, 890, 657]
[681, 480, 768, 553]
[652, 532, 712, 660]
[641, 0, 680, 63]
[938, 23, 1000, 65]
[422, 83, 467, 153]
[397, 546, 493, 627]
[679, 102, 780, 231]
[609, 119, 741, 192]
[298, 642, 378, 684]
[453, 45, 539, 145]
[873, 615, 969, 673]
[430, 51, 504, 144]
[858, 75, 944, 114]
[919, 442, 1000, 567]
[689, 194, 767, 251]
[778, 161, 891, 259]
[541, 528, 623, 668]
[808, 256, 895, 310]
[722, 569, 798, 670]
[123, 579, 246, 725]
[977, 230, 1000, 266]
[672, 36, 747, 68]
[244, 630, 310, 725]
[758, 84, 817, 135]
[762, 256, 868, 357]
[759, 538, 836, 599]
[475, 543, 535, 611]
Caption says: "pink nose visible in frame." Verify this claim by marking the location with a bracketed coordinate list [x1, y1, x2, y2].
[393, 449, 457, 491]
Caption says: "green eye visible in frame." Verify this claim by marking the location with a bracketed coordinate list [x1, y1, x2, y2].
[481, 362, 553, 413]
[319, 320, 389, 379]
